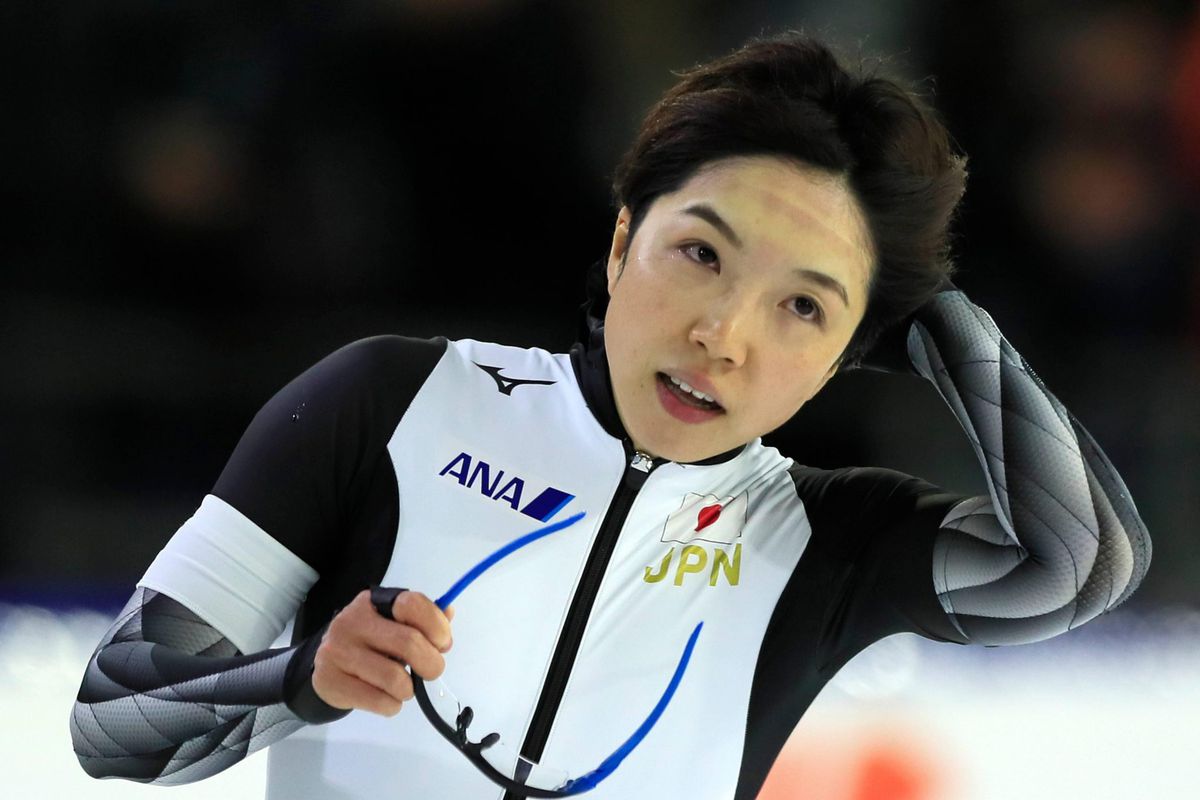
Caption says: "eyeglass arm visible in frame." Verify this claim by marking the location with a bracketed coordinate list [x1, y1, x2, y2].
[558, 621, 703, 795]
[435, 511, 587, 610]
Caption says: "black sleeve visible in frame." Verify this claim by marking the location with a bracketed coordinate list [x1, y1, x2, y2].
[211, 334, 448, 571]
[72, 334, 448, 784]
[790, 465, 971, 664]
[215, 333, 448, 641]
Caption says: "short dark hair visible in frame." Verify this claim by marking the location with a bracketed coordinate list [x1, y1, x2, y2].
[605, 30, 968, 367]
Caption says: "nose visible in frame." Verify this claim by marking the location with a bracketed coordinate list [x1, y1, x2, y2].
[688, 290, 751, 367]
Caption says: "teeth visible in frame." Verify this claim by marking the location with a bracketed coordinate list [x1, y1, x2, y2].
[668, 375, 717, 404]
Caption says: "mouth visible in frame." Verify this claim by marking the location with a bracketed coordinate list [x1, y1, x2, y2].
[655, 372, 725, 422]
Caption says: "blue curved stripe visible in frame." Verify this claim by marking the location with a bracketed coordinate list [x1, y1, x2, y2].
[559, 621, 704, 794]
[434, 511, 586, 610]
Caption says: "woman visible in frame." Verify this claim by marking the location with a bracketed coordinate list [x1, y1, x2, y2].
[71, 31, 1149, 799]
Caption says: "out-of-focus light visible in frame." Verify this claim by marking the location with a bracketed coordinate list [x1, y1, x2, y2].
[829, 632, 921, 701]
[0, 604, 111, 693]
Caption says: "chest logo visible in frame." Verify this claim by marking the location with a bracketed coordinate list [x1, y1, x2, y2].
[474, 363, 557, 396]
[644, 491, 748, 588]
[695, 503, 723, 532]
[662, 492, 747, 545]
[438, 451, 575, 521]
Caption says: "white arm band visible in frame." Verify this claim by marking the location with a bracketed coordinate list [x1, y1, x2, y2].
[138, 494, 320, 653]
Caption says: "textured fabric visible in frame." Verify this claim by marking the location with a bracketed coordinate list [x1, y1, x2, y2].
[910, 292, 1150, 644]
[70, 588, 322, 784]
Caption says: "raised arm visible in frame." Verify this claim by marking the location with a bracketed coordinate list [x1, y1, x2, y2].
[903, 290, 1151, 645]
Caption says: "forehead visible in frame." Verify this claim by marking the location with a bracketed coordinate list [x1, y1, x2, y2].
[650, 155, 874, 296]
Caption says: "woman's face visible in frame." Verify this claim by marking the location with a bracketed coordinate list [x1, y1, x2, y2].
[603, 155, 874, 463]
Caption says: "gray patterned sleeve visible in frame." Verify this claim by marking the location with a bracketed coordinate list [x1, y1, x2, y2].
[906, 291, 1151, 645]
[70, 587, 345, 784]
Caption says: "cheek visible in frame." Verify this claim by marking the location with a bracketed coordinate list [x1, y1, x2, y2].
[753, 357, 828, 423]
[606, 296, 661, 376]
[631, 265, 678, 311]
[762, 376, 810, 421]
[612, 273, 677, 342]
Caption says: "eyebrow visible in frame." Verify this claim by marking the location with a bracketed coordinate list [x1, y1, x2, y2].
[680, 203, 850, 307]
[682, 203, 743, 250]
[791, 268, 849, 308]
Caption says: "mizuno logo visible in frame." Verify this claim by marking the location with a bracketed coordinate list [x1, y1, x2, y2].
[474, 363, 556, 396]
[438, 451, 575, 521]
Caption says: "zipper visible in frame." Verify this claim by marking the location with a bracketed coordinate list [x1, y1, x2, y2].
[629, 450, 654, 473]
[503, 445, 657, 799]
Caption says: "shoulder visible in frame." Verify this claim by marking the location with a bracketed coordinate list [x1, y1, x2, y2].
[443, 337, 570, 375]
[311, 334, 450, 385]
[218, 334, 454, 488]
[786, 464, 965, 557]
[786, 464, 937, 509]
[271, 334, 450, 412]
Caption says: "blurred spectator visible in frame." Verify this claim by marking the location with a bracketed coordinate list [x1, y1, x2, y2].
[2, 0, 1196, 606]
[1014, 4, 1192, 340]
[1170, 5, 1200, 193]
[1168, 5, 1200, 359]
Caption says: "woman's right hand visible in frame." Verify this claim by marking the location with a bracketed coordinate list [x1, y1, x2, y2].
[311, 589, 454, 716]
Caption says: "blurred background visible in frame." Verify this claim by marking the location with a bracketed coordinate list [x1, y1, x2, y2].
[3, 0, 1198, 797]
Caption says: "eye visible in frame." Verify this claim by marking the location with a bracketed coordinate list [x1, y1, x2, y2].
[680, 242, 720, 268]
[790, 296, 823, 323]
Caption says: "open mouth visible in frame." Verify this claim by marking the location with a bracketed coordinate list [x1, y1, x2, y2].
[656, 373, 724, 413]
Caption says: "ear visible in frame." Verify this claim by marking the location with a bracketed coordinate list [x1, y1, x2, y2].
[606, 206, 633, 295]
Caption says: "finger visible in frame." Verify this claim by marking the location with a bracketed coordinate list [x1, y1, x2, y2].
[388, 590, 454, 653]
[331, 641, 418, 704]
[368, 621, 447, 681]
[330, 591, 388, 646]
[444, 605, 455, 622]
[314, 669, 405, 717]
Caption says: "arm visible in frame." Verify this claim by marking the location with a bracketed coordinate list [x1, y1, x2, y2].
[70, 586, 342, 785]
[71, 334, 452, 783]
[900, 290, 1150, 644]
[72, 583, 450, 785]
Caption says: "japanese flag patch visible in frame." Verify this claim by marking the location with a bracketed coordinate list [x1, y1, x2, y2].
[660, 491, 749, 545]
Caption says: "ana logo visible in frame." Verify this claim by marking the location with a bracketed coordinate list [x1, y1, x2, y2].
[438, 451, 575, 521]
[644, 491, 748, 588]
[474, 363, 557, 396]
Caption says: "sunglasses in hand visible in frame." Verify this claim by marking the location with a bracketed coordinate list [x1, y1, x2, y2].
[370, 511, 703, 797]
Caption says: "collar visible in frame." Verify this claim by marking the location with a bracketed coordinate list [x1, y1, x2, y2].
[568, 298, 746, 467]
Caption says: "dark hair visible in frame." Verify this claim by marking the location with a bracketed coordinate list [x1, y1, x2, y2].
[602, 30, 968, 367]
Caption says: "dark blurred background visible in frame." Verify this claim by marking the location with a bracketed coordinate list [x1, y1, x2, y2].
[3, 0, 1198, 616]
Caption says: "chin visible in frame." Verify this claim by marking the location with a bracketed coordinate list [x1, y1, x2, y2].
[624, 390, 740, 462]
[639, 431, 732, 464]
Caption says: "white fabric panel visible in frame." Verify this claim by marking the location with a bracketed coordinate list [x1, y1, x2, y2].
[541, 455, 806, 800]
[268, 339, 808, 799]
[137, 494, 319, 654]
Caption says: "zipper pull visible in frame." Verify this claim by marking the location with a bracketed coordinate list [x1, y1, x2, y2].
[629, 450, 654, 473]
